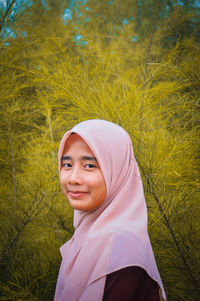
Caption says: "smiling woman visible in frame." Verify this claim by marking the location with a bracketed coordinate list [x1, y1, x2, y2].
[60, 134, 107, 211]
[54, 119, 166, 301]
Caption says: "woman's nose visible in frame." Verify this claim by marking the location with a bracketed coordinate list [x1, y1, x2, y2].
[68, 166, 82, 184]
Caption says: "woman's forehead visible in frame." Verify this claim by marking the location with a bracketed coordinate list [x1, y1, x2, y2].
[63, 133, 95, 156]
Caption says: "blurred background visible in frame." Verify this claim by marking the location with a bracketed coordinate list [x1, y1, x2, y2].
[0, 0, 200, 300]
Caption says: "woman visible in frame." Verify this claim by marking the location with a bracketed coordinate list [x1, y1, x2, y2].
[54, 119, 166, 301]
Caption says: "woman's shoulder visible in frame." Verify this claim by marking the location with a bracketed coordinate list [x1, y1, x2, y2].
[103, 266, 160, 301]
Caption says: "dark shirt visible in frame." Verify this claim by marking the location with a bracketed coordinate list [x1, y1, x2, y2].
[103, 266, 160, 301]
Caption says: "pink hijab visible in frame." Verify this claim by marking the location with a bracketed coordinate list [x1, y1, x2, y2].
[54, 119, 166, 301]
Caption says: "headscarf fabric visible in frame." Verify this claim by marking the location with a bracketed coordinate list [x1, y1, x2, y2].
[54, 119, 166, 301]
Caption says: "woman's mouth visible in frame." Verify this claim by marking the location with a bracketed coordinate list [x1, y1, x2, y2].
[68, 190, 88, 199]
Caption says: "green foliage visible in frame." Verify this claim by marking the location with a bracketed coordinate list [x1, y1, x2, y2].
[0, 0, 200, 300]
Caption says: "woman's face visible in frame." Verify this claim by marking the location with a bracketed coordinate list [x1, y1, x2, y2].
[60, 134, 107, 211]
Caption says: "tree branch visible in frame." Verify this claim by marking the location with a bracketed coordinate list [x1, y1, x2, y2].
[137, 0, 161, 154]
[7, 121, 17, 224]
[0, 0, 16, 34]
[137, 159, 200, 294]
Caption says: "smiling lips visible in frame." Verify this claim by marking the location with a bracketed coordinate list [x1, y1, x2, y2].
[68, 190, 88, 199]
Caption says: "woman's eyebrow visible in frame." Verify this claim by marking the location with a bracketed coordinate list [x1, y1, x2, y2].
[61, 156, 71, 161]
[81, 156, 97, 162]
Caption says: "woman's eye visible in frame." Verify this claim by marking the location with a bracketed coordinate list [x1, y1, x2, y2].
[63, 163, 72, 168]
[85, 164, 96, 169]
